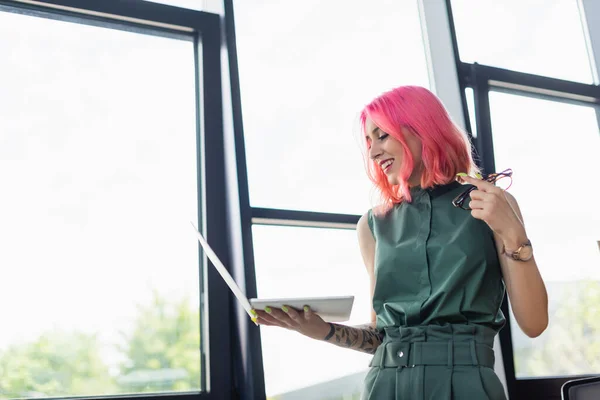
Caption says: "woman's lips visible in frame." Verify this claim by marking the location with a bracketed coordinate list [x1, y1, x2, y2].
[380, 159, 394, 173]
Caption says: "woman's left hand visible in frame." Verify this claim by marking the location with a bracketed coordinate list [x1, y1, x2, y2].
[459, 175, 527, 246]
[459, 175, 548, 338]
[253, 305, 331, 341]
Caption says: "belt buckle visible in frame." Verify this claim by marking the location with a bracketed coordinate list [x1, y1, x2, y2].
[389, 342, 412, 368]
[400, 342, 416, 368]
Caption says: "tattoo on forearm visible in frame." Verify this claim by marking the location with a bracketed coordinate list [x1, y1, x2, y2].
[324, 323, 384, 354]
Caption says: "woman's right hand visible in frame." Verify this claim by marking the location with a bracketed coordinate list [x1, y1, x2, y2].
[253, 305, 332, 341]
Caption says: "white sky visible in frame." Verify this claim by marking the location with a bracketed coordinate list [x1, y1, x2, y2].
[452, 0, 593, 83]
[0, 10, 200, 376]
[1, 0, 599, 398]
[233, 0, 600, 395]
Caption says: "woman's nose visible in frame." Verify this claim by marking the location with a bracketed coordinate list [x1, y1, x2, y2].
[369, 143, 382, 161]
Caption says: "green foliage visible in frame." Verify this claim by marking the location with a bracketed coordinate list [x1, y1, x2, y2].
[0, 331, 114, 398]
[514, 280, 600, 376]
[0, 291, 201, 399]
[117, 290, 201, 392]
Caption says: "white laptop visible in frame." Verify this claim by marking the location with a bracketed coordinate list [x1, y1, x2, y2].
[190, 222, 354, 323]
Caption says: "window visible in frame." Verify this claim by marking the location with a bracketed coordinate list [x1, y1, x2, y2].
[252, 225, 371, 398]
[451, 0, 593, 83]
[465, 87, 477, 138]
[228, 1, 438, 397]
[234, 0, 430, 214]
[0, 9, 202, 398]
[143, 0, 204, 11]
[488, 91, 600, 378]
[230, 1, 434, 398]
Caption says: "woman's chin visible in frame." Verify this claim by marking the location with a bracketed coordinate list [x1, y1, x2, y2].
[386, 173, 419, 187]
[386, 175, 400, 186]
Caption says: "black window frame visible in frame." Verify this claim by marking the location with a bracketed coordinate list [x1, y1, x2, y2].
[446, 1, 600, 399]
[221, 1, 366, 399]
[0, 0, 233, 398]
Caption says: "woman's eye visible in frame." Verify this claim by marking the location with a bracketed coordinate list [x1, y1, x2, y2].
[378, 133, 389, 141]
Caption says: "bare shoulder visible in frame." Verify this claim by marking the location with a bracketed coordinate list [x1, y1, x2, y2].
[357, 211, 376, 271]
[502, 190, 524, 219]
[357, 212, 374, 242]
[358, 211, 378, 325]
[357, 212, 370, 231]
[502, 190, 517, 204]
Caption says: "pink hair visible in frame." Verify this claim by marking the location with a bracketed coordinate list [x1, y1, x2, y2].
[360, 86, 479, 213]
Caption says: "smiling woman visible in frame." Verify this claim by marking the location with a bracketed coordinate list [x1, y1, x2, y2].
[363, 121, 422, 187]
[361, 86, 479, 211]
[253, 86, 548, 400]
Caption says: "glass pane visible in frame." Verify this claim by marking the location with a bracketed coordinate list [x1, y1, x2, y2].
[451, 0, 593, 83]
[142, 0, 204, 11]
[465, 87, 477, 138]
[235, 1, 430, 214]
[252, 225, 371, 398]
[489, 91, 600, 378]
[0, 11, 201, 398]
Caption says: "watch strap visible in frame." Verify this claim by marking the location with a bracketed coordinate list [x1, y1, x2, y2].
[503, 239, 533, 261]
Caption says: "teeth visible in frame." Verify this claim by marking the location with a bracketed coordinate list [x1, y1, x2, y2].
[381, 159, 393, 169]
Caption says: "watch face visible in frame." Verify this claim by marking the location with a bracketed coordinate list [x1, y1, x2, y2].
[519, 244, 533, 261]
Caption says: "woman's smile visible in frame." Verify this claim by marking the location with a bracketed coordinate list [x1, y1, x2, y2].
[379, 158, 394, 173]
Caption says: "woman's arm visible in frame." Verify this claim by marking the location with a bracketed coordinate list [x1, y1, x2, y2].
[492, 192, 548, 337]
[322, 322, 383, 354]
[461, 175, 549, 338]
[256, 306, 383, 354]
[322, 213, 382, 354]
[253, 212, 384, 354]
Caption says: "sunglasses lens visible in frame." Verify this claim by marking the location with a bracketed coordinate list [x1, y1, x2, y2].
[456, 193, 471, 209]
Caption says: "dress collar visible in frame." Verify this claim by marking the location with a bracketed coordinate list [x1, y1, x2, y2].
[410, 181, 462, 199]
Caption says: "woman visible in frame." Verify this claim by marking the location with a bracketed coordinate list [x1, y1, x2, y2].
[253, 86, 548, 399]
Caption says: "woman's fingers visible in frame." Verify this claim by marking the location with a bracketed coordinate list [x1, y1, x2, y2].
[254, 305, 330, 341]
[265, 306, 298, 328]
[460, 174, 501, 193]
[284, 305, 303, 324]
[256, 305, 312, 329]
[254, 309, 284, 326]
[468, 199, 484, 210]
[470, 188, 503, 211]
[303, 305, 313, 321]
[469, 189, 493, 201]
[255, 316, 280, 327]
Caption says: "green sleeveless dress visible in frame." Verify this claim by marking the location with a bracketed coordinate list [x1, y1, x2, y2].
[362, 181, 507, 400]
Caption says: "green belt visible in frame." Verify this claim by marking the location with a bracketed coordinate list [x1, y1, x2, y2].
[369, 340, 495, 369]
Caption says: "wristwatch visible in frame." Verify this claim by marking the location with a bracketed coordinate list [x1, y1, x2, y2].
[503, 239, 533, 262]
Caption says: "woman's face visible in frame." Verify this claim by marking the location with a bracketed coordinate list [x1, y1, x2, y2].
[365, 117, 422, 186]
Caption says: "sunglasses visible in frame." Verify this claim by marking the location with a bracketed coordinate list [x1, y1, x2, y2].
[452, 168, 513, 210]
